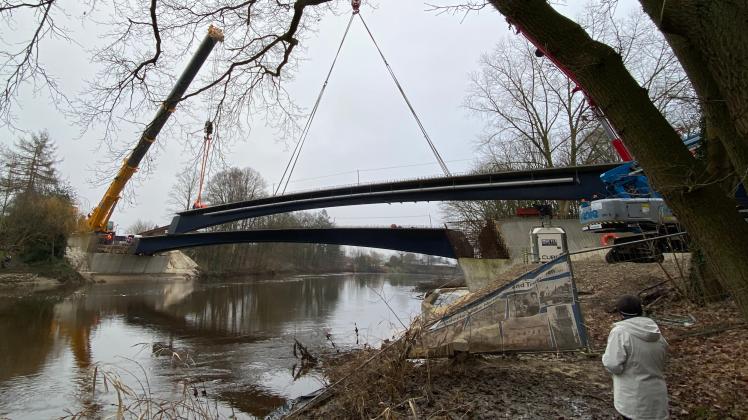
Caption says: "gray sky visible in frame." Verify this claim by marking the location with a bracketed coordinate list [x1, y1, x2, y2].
[3, 1, 630, 233]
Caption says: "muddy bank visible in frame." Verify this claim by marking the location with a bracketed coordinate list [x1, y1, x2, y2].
[0, 261, 85, 296]
[297, 261, 748, 419]
[0, 272, 64, 295]
[304, 352, 612, 419]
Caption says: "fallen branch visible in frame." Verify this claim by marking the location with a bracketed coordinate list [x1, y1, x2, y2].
[671, 323, 747, 341]
[286, 335, 409, 418]
[294, 338, 317, 365]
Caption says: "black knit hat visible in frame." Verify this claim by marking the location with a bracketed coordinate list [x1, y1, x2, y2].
[616, 295, 643, 318]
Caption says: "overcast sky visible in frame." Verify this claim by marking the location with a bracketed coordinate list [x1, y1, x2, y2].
[2, 1, 635, 233]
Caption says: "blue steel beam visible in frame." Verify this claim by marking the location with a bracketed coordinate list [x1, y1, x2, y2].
[169, 163, 618, 233]
[134, 228, 468, 258]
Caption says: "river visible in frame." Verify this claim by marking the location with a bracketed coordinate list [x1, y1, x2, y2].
[0, 273, 440, 419]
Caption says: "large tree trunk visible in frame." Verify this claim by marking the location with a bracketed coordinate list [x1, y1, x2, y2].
[639, 0, 748, 186]
[688, 245, 727, 303]
[488, 0, 748, 319]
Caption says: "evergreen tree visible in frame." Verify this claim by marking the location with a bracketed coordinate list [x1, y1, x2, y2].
[8, 131, 60, 195]
[0, 131, 78, 262]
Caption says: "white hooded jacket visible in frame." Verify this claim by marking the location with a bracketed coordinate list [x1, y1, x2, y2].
[602, 316, 669, 420]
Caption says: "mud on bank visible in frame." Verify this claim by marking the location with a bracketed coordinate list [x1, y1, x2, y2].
[0, 260, 85, 296]
[297, 261, 748, 419]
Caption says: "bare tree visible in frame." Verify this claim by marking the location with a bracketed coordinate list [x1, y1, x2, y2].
[167, 165, 200, 213]
[447, 5, 676, 222]
[0, 145, 18, 216]
[466, 36, 612, 169]
[1, 0, 342, 197]
[0, 0, 77, 127]
[581, 4, 701, 134]
[465, 4, 696, 172]
[127, 219, 158, 234]
[481, 0, 748, 319]
[2, 1, 339, 142]
[204, 166, 267, 230]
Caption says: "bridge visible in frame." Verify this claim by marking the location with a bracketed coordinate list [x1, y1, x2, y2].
[168, 163, 617, 233]
[133, 227, 473, 258]
[130, 163, 617, 257]
[80, 23, 621, 261]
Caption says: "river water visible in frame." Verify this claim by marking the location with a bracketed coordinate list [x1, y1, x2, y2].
[0, 273, 439, 419]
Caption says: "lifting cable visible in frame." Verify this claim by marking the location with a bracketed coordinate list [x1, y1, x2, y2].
[192, 120, 213, 209]
[357, 13, 451, 177]
[193, 44, 223, 208]
[275, 13, 356, 196]
[275, 2, 451, 196]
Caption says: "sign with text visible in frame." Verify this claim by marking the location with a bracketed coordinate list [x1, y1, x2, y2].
[413, 255, 588, 357]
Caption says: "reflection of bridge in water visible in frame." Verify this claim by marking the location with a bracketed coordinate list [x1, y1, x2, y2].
[0, 274, 427, 417]
[135, 163, 617, 256]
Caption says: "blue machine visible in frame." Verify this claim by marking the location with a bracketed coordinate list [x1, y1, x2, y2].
[579, 134, 747, 262]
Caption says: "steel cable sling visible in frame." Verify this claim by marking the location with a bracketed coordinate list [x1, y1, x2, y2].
[275, 14, 356, 196]
[357, 13, 451, 177]
[276, 6, 452, 196]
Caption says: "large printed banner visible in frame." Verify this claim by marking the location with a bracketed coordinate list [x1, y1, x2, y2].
[413, 255, 588, 357]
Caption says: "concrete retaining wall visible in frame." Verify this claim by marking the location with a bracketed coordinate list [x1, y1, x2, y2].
[497, 218, 601, 261]
[456, 218, 603, 290]
[458, 258, 515, 291]
[66, 235, 198, 282]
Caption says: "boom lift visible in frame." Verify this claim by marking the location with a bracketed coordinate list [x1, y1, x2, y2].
[86, 26, 224, 235]
[508, 20, 748, 263]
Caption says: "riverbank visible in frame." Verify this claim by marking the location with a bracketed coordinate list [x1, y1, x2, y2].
[0, 259, 85, 295]
[297, 260, 748, 419]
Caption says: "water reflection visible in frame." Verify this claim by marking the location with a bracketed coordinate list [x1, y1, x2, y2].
[0, 273, 435, 418]
[0, 296, 60, 381]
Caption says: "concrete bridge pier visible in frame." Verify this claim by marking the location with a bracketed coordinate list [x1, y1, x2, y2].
[66, 234, 198, 282]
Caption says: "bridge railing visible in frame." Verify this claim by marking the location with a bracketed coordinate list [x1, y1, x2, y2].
[273, 164, 573, 197]
[276, 170, 478, 196]
[276, 161, 588, 196]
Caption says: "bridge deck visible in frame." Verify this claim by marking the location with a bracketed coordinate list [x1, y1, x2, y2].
[170, 163, 617, 233]
[134, 227, 473, 258]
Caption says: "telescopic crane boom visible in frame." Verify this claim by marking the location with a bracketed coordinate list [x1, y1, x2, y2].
[508, 19, 633, 162]
[86, 26, 224, 232]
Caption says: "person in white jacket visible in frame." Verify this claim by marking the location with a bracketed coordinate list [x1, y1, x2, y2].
[602, 295, 669, 420]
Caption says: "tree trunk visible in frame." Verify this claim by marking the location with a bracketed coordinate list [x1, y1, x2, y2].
[488, 0, 748, 319]
[687, 245, 726, 304]
[639, 0, 748, 185]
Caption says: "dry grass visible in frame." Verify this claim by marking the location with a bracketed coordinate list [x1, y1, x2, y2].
[297, 260, 748, 419]
[289, 332, 422, 419]
[60, 345, 222, 420]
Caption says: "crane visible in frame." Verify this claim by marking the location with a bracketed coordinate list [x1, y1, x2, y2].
[508, 19, 747, 262]
[86, 26, 224, 234]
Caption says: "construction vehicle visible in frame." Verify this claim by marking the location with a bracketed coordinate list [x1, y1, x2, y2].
[509, 20, 748, 263]
[579, 135, 748, 262]
[85, 26, 223, 237]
